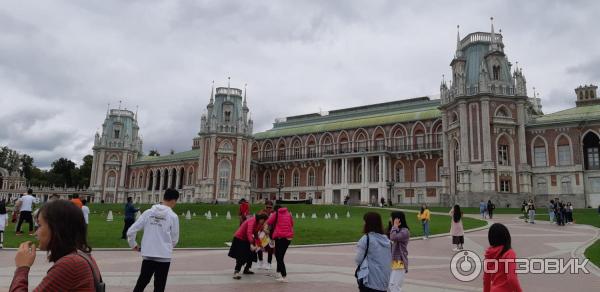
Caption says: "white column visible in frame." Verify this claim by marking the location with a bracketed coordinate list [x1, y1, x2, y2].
[95, 150, 105, 187]
[176, 169, 181, 189]
[208, 135, 216, 179]
[197, 137, 205, 181]
[481, 99, 492, 162]
[119, 151, 127, 188]
[517, 102, 527, 164]
[235, 137, 242, 180]
[458, 101, 469, 163]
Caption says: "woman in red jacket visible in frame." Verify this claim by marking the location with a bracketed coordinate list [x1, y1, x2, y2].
[483, 223, 522, 292]
[266, 204, 294, 282]
[228, 213, 268, 279]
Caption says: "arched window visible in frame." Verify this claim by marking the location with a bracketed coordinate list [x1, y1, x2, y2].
[251, 144, 260, 161]
[532, 137, 548, 167]
[277, 170, 285, 187]
[277, 140, 286, 161]
[415, 161, 425, 183]
[147, 171, 154, 190]
[321, 134, 333, 154]
[292, 170, 300, 187]
[496, 107, 510, 118]
[107, 172, 116, 188]
[130, 174, 135, 188]
[187, 168, 194, 185]
[393, 127, 406, 151]
[217, 160, 231, 199]
[138, 173, 143, 188]
[339, 133, 349, 154]
[308, 168, 316, 186]
[414, 129, 425, 150]
[170, 168, 176, 189]
[219, 141, 232, 152]
[493, 65, 500, 80]
[583, 132, 600, 170]
[154, 170, 161, 190]
[292, 139, 302, 159]
[264, 172, 271, 188]
[557, 135, 572, 166]
[355, 131, 368, 152]
[497, 136, 510, 166]
[394, 162, 404, 183]
[263, 142, 273, 161]
[307, 140, 316, 158]
[179, 167, 185, 188]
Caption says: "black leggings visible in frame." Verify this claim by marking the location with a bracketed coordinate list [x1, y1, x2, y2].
[275, 238, 291, 277]
[133, 259, 171, 292]
[234, 258, 253, 272]
[257, 250, 273, 263]
[16, 211, 33, 233]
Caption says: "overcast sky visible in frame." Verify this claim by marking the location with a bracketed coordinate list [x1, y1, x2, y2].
[1, 0, 599, 168]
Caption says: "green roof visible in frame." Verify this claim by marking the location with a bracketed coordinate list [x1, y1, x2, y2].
[254, 98, 441, 139]
[531, 104, 600, 125]
[132, 149, 200, 165]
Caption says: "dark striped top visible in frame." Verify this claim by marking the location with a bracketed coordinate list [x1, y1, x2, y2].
[10, 252, 99, 292]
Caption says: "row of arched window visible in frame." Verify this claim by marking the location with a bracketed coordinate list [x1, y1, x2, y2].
[126, 167, 195, 190]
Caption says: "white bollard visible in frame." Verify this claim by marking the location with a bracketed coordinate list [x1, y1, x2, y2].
[346, 211, 351, 218]
[226, 211, 232, 220]
[335, 213, 338, 220]
[302, 212, 306, 219]
[311, 213, 317, 219]
[185, 210, 192, 220]
[296, 213, 299, 219]
[193, 212, 196, 217]
[106, 210, 113, 222]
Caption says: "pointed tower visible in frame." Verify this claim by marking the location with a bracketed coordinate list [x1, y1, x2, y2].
[193, 79, 253, 202]
[439, 19, 536, 207]
[90, 107, 143, 203]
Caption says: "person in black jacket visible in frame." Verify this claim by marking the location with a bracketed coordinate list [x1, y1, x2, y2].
[487, 200, 495, 219]
[122, 197, 140, 239]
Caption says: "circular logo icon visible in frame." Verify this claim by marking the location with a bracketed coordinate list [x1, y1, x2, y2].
[450, 250, 482, 282]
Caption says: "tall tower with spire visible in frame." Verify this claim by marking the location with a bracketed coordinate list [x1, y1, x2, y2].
[90, 106, 143, 203]
[439, 19, 538, 206]
[193, 79, 254, 202]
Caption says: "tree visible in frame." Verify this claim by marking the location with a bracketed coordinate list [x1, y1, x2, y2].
[148, 149, 160, 156]
[50, 158, 76, 187]
[78, 155, 93, 188]
[20, 154, 34, 180]
[0, 146, 21, 172]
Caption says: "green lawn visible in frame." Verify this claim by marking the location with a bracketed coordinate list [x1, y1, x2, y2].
[530, 209, 600, 268]
[2, 204, 486, 248]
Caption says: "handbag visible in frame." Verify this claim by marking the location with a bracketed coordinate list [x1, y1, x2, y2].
[77, 251, 105, 292]
[354, 234, 369, 279]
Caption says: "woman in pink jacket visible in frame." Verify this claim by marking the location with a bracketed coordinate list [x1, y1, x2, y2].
[483, 223, 522, 292]
[228, 213, 268, 279]
[266, 205, 294, 282]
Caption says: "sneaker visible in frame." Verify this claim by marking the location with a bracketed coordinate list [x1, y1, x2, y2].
[267, 263, 272, 270]
[233, 272, 241, 280]
[257, 260, 264, 269]
[423, 237, 428, 240]
[15, 232, 23, 236]
[28, 232, 34, 236]
[0, 243, 3, 249]
[452, 247, 459, 251]
[276, 276, 288, 283]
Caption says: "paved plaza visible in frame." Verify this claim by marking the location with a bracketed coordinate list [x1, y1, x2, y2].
[1, 213, 599, 291]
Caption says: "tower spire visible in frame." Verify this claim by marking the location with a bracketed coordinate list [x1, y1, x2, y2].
[106, 103, 110, 118]
[490, 17, 495, 41]
[243, 83, 248, 107]
[135, 105, 138, 120]
[227, 76, 231, 101]
[210, 80, 214, 104]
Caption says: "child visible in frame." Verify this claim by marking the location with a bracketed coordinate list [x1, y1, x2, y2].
[127, 189, 180, 292]
[483, 223, 522, 292]
[388, 211, 409, 292]
[0, 199, 7, 248]
[82, 199, 90, 225]
[257, 201, 275, 270]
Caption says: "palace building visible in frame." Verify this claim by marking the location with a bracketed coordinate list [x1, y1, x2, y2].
[89, 24, 600, 208]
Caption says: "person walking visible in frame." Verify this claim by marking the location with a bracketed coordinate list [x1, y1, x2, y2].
[16, 189, 37, 236]
[483, 223, 522, 292]
[355, 212, 391, 292]
[239, 198, 250, 226]
[127, 189, 180, 292]
[70, 194, 83, 208]
[266, 204, 294, 282]
[449, 205, 464, 251]
[520, 200, 528, 223]
[479, 200, 487, 219]
[9, 200, 103, 291]
[257, 201, 275, 270]
[527, 200, 536, 224]
[548, 200, 555, 223]
[122, 197, 139, 239]
[487, 200, 495, 219]
[0, 199, 7, 249]
[81, 199, 90, 225]
[416, 204, 430, 239]
[388, 211, 409, 292]
[565, 202, 574, 224]
[229, 213, 268, 279]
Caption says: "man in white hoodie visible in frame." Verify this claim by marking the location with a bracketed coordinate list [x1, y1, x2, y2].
[128, 188, 180, 292]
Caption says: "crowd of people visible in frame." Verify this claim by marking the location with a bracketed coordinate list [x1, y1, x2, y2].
[2, 188, 529, 292]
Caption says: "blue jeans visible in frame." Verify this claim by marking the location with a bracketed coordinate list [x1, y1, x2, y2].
[422, 221, 430, 238]
[549, 211, 555, 222]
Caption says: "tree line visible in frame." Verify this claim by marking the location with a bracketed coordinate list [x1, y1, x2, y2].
[0, 146, 93, 189]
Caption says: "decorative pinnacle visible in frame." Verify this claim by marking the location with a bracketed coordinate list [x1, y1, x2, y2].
[210, 80, 214, 103]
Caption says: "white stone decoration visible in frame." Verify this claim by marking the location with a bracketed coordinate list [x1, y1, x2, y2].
[226, 211, 232, 220]
[296, 213, 299, 219]
[302, 213, 306, 219]
[334, 213, 338, 220]
[311, 213, 317, 219]
[206, 210, 212, 220]
[106, 210, 113, 222]
[346, 211, 351, 218]
[185, 210, 192, 220]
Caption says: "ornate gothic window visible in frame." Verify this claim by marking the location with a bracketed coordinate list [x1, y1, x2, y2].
[292, 171, 300, 187]
[217, 161, 231, 199]
[264, 172, 271, 188]
[534, 146, 547, 167]
[394, 163, 404, 183]
[308, 169, 316, 186]
[107, 173, 116, 188]
[415, 161, 425, 183]
[498, 144, 509, 166]
[492, 65, 500, 80]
